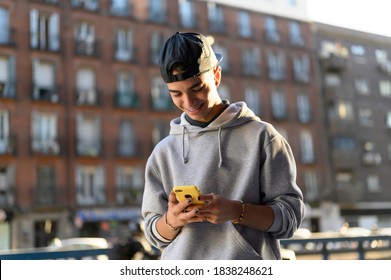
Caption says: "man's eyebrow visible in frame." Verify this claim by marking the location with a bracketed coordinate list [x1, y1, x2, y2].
[168, 81, 203, 93]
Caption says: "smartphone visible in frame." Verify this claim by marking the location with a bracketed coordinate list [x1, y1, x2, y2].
[173, 185, 204, 204]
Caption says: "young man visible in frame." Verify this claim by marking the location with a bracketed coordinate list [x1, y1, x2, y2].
[142, 32, 305, 260]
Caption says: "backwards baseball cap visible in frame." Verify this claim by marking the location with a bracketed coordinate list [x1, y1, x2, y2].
[159, 32, 223, 83]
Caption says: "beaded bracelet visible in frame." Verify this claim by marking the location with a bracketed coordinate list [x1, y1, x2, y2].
[165, 212, 181, 231]
[232, 200, 245, 224]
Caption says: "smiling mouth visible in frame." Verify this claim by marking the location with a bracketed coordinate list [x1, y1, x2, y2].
[185, 103, 204, 113]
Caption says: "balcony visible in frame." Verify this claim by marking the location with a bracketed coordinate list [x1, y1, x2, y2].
[74, 40, 100, 57]
[0, 81, 16, 99]
[114, 91, 140, 108]
[114, 47, 136, 62]
[0, 185, 15, 208]
[378, 60, 391, 75]
[31, 137, 61, 156]
[0, 135, 17, 156]
[72, 0, 99, 12]
[150, 97, 175, 111]
[0, 29, 16, 47]
[75, 88, 100, 106]
[30, 0, 59, 4]
[76, 138, 102, 157]
[110, 2, 132, 17]
[320, 53, 348, 72]
[76, 185, 106, 206]
[116, 139, 142, 158]
[115, 185, 142, 206]
[31, 185, 68, 207]
[32, 84, 60, 103]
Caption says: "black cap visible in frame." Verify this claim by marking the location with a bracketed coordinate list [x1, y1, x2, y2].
[159, 32, 223, 83]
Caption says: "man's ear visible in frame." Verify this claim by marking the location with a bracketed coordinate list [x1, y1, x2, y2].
[214, 66, 222, 87]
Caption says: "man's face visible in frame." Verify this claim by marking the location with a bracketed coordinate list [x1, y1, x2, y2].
[166, 67, 223, 122]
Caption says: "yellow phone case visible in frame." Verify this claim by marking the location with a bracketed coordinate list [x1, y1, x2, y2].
[173, 185, 204, 204]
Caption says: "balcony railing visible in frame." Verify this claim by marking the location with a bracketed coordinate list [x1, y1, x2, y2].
[320, 53, 348, 72]
[31, 185, 68, 207]
[76, 185, 106, 205]
[0, 185, 15, 208]
[32, 84, 60, 103]
[76, 138, 103, 157]
[31, 137, 61, 156]
[74, 40, 100, 57]
[75, 88, 100, 106]
[0, 135, 17, 156]
[114, 91, 140, 108]
[0, 29, 16, 47]
[0, 81, 16, 99]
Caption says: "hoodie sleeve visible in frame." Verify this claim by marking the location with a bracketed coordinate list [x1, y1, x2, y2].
[260, 132, 305, 239]
[141, 156, 172, 249]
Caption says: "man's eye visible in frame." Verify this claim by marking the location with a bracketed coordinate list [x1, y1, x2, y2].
[193, 86, 205, 92]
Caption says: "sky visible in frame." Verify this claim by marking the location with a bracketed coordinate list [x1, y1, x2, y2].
[306, 0, 391, 37]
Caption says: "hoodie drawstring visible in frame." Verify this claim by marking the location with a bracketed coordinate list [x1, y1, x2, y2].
[218, 126, 223, 167]
[182, 126, 188, 164]
[181, 125, 223, 167]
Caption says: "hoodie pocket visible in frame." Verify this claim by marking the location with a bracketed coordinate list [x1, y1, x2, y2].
[228, 223, 263, 259]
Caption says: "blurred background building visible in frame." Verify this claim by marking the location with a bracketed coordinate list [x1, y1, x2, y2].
[0, 0, 390, 250]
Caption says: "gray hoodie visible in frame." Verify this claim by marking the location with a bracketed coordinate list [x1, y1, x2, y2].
[142, 101, 305, 260]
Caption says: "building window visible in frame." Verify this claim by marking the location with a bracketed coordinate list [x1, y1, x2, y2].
[297, 93, 311, 123]
[386, 111, 391, 129]
[36, 165, 55, 204]
[358, 108, 373, 127]
[115, 28, 134, 62]
[242, 47, 261, 77]
[271, 90, 287, 120]
[0, 165, 15, 206]
[324, 73, 341, 87]
[207, 2, 225, 33]
[213, 42, 229, 71]
[267, 51, 285, 81]
[110, 0, 131, 16]
[303, 170, 319, 201]
[116, 165, 143, 205]
[31, 111, 59, 155]
[148, 0, 166, 22]
[32, 59, 58, 103]
[72, 0, 99, 11]
[351, 44, 365, 56]
[300, 130, 315, 164]
[75, 165, 105, 205]
[179, 0, 196, 28]
[151, 76, 172, 111]
[152, 121, 169, 146]
[264, 16, 280, 43]
[74, 22, 97, 56]
[367, 175, 381, 193]
[379, 80, 391, 97]
[355, 78, 370, 95]
[245, 86, 261, 116]
[0, 7, 10, 45]
[289, 21, 304, 47]
[0, 110, 11, 155]
[150, 32, 164, 65]
[0, 55, 16, 98]
[293, 54, 310, 83]
[238, 11, 252, 38]
[76, 113, 101, 156]
[76, 68, 97, 105]
[115, 71, 139, 108]
[332, 136, 356, 151]
[30, 10, 60, 51]
[118, 119, 136, 157]
[329, 101, 354, 121]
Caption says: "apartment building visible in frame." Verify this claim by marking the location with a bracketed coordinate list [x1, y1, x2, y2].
[0, 0, 326, 249]
[313, 22, 391, 230]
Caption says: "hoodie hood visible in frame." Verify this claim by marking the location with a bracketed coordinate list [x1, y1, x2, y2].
[169, 102, 260, 166]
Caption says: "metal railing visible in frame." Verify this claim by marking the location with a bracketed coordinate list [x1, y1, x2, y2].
[281, 235, 391, 260]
